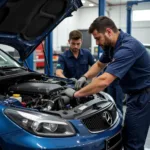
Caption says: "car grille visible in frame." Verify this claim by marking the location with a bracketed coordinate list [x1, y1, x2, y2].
[106, 132, 122, 150]
[81, 105, 117, 132]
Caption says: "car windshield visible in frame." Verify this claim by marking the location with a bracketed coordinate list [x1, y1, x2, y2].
[145, 46, 150, 52]
[0, 50, 20, 68]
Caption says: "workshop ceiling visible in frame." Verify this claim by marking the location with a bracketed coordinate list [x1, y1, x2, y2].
[82, 0, 145, 7]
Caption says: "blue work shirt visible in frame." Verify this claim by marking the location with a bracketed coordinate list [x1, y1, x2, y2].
[99, 30, 150, 93]
[57, 49, 95, 79]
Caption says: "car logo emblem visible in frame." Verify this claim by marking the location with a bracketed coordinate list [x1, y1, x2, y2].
[102, 111, 113, 125]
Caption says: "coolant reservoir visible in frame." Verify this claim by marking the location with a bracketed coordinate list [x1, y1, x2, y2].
[11, 94, 22, 102]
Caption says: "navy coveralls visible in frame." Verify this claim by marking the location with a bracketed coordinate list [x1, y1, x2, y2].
[56, 49, 94, 79]
[99, 30, 150, 150]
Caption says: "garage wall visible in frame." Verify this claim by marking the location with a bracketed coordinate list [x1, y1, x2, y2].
[53, 11, 79, 52]
[109, 2, 150, 44]
[53, 2, 150, 53]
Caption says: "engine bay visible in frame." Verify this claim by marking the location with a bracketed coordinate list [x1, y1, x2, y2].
[0, 70, 115, 120]
[0, 72, 99, 110]
[8, 79, 98, 111]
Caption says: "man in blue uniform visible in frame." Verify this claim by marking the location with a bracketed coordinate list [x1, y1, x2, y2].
[62, 16, 150, 150]
[56, 30, 94, 79]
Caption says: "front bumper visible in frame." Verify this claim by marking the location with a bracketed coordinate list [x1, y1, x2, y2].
[0, 113, 122, 150]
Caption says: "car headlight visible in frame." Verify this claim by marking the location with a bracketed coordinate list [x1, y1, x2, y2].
[4, 108, 75, 137]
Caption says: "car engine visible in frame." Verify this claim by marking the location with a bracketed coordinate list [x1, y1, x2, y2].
[6, 79, 94, 111]
[0, 71, 118, 126]
[0, 70, 117, 122]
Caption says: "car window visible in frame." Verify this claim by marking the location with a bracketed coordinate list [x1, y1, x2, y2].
[145, 46, 150, 53]
[0, 49, 20, 67]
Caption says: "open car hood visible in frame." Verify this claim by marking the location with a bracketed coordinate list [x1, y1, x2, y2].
[0, 0, 82, 60]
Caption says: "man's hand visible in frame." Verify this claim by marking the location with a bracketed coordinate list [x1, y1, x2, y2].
[69, 78, 77, 83]
[75, 76, 87, 90]
[61, 88, 76, 98]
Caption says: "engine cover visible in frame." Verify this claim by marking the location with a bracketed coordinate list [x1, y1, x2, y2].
[9, 82, 63, 95]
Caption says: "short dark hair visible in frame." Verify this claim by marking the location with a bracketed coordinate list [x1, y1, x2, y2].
[88, 16, 118, 34]
[69, 30, 82, 40]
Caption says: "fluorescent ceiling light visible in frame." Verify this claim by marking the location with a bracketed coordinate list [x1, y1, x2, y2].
[133, 10, 150, 21]
[82, 0, 85, 3]
[89, 3, 94, 7]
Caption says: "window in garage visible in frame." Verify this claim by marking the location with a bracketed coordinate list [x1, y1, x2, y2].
[133, 10, 150, 21]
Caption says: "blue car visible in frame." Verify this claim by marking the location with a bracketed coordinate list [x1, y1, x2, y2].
[0, 0, 122, 149]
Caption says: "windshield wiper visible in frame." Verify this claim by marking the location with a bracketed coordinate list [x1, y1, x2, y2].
[0, 66, 26, 70]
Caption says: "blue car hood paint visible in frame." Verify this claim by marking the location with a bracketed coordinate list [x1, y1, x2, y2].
[0, 0, 82, 60]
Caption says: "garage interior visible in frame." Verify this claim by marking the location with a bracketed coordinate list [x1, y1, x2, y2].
[28, 0, 150, 148]
[0, 0, 150, 149]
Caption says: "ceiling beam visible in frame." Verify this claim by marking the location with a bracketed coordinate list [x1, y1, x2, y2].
[86, 0, 127, 7]
[87, 0, 111, 6]
[108, 3, 126, 6]
[106, 0, 112, 6]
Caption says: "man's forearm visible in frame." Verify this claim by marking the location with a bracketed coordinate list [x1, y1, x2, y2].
[56, 70, 66, 78]
[74, 76, 108, 97]
[57, 74, 66, 78]
[74, 72, 116, 98]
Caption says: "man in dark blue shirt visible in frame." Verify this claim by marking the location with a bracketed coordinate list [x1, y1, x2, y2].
[63, 16, 150, 150]
[56, 30, 94, 79]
